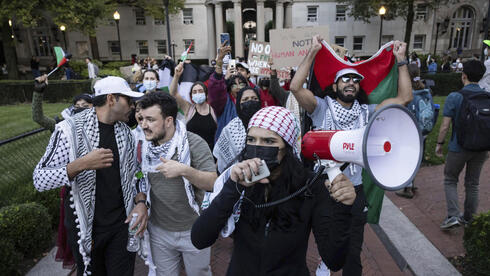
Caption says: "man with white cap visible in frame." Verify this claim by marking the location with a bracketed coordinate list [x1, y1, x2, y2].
[33, 76, 147, 276]
[290, 36, 412, 276]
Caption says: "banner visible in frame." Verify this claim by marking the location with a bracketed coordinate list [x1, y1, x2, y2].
[247, 40, 291, 79]
[269, 26, 330, 69]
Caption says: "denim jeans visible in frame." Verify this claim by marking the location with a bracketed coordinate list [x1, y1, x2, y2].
[443, 149, 488, 220]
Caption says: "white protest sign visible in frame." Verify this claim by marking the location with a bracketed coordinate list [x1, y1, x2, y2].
[247, 40, 291, 79]
[270, 26, 330, 68]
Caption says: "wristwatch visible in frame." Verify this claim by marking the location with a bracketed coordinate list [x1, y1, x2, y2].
[135, 199, 150, 209]
[397, 60, 409, 67]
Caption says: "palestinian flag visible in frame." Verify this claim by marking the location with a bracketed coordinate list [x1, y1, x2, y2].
[181, 41, 193, 62]
[157, 58, 176, 91]
[177, 63, 214, 103]
[311, 40, 399, 224]
[53, 46, 72, 68]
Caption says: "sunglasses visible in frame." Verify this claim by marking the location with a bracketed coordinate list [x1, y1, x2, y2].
[341, 75, 362, 84]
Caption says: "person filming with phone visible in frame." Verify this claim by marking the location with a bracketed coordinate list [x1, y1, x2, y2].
[191, 106, 355, 276]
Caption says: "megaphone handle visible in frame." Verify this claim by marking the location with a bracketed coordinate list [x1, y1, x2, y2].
[325, 166, 342, 183]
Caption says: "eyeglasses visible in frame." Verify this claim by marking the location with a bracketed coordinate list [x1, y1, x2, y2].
[341, 75, 362, 84]
[232, 83, 246, 89]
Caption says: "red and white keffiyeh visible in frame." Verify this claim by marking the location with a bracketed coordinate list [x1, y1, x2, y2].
[248, 106, 301, 158]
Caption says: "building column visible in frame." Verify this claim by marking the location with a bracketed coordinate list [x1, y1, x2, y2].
[256, 0, 265, 41]
[233, 0, 244, 57]
[215, 2, 224, 47]
[206, 4, 217, 62]
[285, 1, 292, 28]
[275, 0, 284, 29]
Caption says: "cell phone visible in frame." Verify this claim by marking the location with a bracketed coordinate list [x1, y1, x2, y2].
[229, 59, 236, 70]
[220, 33, 230, 46]
[245, 160, 271, 184]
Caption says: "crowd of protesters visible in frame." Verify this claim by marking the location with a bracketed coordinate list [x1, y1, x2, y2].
[30, 35, 489, 276]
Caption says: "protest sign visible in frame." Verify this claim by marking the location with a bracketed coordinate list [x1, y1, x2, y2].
[248, 40, 291, 79]
[269, 26, 330, 68]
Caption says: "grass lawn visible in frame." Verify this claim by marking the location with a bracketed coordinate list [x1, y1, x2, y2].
[0, 102, 68, 140]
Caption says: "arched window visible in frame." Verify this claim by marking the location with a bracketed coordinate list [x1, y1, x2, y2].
[449, 5, 474, 50]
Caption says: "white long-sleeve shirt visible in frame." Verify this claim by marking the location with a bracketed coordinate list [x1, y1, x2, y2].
[87, 62, 96, 79]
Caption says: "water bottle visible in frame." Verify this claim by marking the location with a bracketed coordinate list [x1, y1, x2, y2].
[127, 213, 140, 252]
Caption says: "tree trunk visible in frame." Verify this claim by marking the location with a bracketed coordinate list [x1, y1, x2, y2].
[404, 0, 415, 54]
[1, 21, 19, 79]
[89, 35, 100, 60]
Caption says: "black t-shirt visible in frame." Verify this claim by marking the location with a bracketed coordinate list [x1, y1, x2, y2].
[93, 121, 126, 231]
[186, 110, 217, 151]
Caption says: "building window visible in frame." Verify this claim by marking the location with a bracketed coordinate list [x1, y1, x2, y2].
[154, 18, 164, 25]
[183, 8, 193, 24]
[336, 5, 347, 21]
[108, 41, 121, 56]
[307, 6, 318, 22]
[155, 40, 167, 55]
[415, 4, 428, 20]
[381, 35, 394, 45]
[353, 36, 364, 51]
[76, 41, 89, 57]
[32, 34, 53, 56]
[335, 37, 345, 47]
[449, 5, 474, 49]
[183, 39, 195, 53]
[137, 40, 149, 55]
[413, 35, 425, 49]
[135, 8, 146, 25]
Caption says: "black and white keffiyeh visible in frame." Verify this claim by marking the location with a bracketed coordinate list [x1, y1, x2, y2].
[213, 117, 247, 173]
[325, 96, 368, 130]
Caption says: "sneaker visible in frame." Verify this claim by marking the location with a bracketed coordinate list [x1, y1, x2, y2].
[395, 187, 414, 199]
[440, 216, 461, 230]
[458, 216, 471, 226]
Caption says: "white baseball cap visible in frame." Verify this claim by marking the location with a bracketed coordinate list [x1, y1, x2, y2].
[334, 68, 365, 83]
[93, 76, 143, 98]
[236, 61, 250, 71]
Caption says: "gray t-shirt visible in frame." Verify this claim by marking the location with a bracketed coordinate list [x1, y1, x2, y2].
[308, 96, 376, 186]
[149, 132, 216, 232]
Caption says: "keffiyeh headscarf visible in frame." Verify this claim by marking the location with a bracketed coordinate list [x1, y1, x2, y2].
[248, 106, 301, 158]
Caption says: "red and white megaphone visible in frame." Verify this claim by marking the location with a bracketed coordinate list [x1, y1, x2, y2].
[302, 104, 423, 191]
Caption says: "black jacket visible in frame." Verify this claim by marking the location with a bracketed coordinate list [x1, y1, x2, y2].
[191, 175, 352, 276]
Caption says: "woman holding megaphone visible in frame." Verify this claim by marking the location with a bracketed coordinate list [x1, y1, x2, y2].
[191, 106, 356, 275]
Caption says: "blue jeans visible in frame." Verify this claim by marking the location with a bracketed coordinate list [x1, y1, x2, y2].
[443, 149, 488, 220]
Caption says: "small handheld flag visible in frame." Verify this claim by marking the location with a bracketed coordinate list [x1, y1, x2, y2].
[47, 47, 72, 77]
[484, 40, 490, 47]
[181, 41, 193, 62]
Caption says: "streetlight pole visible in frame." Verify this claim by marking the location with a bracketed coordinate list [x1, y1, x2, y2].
[114, 11, 122, 61]
[60, 25, 67, 49]
[378, 6, 386, 49]
[163, 0, 172, 60]
[433, 23, 440, 56]
[171, 41, 176, 61]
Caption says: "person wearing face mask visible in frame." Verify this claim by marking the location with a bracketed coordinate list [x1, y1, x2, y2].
[479, 40, 490, 92]
[137, 69, 162, 93]
[290, 36, 412, 276]
[192, 106, 356, 276]
[213, 86, 262, 173]
[170, 62, 218, 151]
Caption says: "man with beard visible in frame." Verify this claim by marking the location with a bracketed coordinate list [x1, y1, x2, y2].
[135, 92, 217, 276]
[33, 76, 146, 276]
[290, 36, 412, 275]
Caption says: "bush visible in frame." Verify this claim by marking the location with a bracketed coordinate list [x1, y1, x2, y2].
[422, 72, 463, 96]
[70, 59, 103, 79]
[0, 237, 22, 275]
[98, 68, 124, 78]
[463, 211, 490, 274]
[103, 61, 131, 70]
[0, 79, 92, 105]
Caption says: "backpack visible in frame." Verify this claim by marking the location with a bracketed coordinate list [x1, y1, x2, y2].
[407, 89, 435, 135]
[93, 63, 99, 76]
[456, 89, 490, 151]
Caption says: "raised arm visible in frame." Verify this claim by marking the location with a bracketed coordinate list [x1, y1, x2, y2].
[290, 35, 322, 114]
[376, 41, 413, 110]
[268, 59, 289, 106]
[169, 62, 191, 115]
[32, 75, 56, 132]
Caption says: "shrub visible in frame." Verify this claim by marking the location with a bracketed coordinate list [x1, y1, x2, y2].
[463, 211, 490, 274]
[98, 68, 124, 78]
[0, 203, 52, 258]
[103, 61, 131, 70]
[0, 79, 92, 105]
[422, 72, 463, 96]
[0, 237, 22, 275]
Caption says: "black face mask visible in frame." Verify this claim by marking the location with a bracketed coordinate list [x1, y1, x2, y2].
[238, 100, 261, 127]
[73, 107, 88, 115]
[243, 144, 280, 171]
[259, 79, 270, 88]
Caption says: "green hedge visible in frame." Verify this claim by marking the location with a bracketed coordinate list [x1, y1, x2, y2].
[0, 79, 92, 105]
[0, 203, 52, 275]
[422, 72, 463, 96]
[103, 61, 131, 70]
[464, 211, 490, 274]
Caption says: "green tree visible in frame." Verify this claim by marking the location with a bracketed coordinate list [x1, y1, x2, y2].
[337, 0, 448, 53]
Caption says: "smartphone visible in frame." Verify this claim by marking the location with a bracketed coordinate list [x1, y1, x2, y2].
[245, 160, 271, 184]
[229, 59, 236, 70]
[220, 33, 230, 46]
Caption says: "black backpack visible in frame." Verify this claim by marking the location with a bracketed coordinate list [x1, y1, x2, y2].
[456, 89, 490, 151]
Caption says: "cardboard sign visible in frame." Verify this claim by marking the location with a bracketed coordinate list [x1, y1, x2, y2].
[247, 40, 291, 79]
[270, 26, 330, 68]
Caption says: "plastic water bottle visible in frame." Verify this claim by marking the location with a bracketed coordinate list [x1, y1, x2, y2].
[127, 213, 140, 252]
